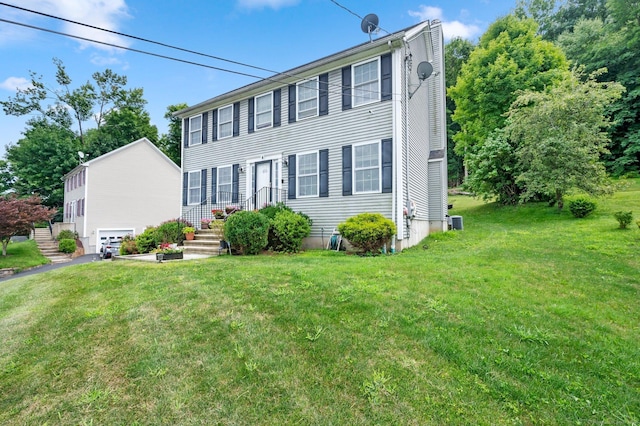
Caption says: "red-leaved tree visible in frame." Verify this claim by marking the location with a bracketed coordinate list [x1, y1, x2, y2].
[0, 194, 55, 256]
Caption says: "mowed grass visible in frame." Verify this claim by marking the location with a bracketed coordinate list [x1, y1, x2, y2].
[1, 181, 639, 425]
[0, 239, 49, 272]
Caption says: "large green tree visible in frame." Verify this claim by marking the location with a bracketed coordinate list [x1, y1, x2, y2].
[507, 70, 623, 208]
[5, 120, 80, 209]
[448, 15, 569, 198]
[444, 38, 475, 186]
[515, 0, 607, 40]
[157, 103, 188, 166]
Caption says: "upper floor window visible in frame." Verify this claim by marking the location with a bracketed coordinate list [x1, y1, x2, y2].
[255, 93, 272, 129]
[297, 151, 318, 197]
[218, 105, 233, 139]
[354, 141, 380, 193]
[297, 78, 318, 120]
[353, 58, 380, 107]
[189, 115, 202, 146]
[187, 170, 201, 205]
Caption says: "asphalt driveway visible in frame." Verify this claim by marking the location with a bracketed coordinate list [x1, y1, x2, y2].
[0, 254, 102, 283]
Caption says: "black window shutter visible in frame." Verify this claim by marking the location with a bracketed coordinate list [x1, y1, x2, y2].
[212, 109, 218, 141]
[287, 154, 296, 199]
[182, 172, 188, 205]
[342, 66, 352, 110]
[233, 102, 240, 137]
[342, 145, 352, 196]
[288, 84, 296, 123]
[211, 167, 217, 204]
[200, 169, 207, 204]
[248, 97, 255, 134]
[381, 139, 393, 193]
[319, 73, 329, 116]
[273, 89, 281, 127]
[202, 111, 209, 144]
[232, 164, 240, 203]
[381, 53, 392, 101]
[183, 118, 189, 148]
[319, 149, 329, 197]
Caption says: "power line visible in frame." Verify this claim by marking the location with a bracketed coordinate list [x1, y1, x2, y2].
[0, 1, 282, 77]
[327, 0, 390, 35]
[0, 7, 404, 100]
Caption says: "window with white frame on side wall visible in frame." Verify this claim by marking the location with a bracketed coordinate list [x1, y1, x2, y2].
[297, 151, 319, 197]
[217, 165, 232, 199]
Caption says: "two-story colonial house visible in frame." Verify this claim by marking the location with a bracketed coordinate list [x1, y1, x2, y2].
[177, 19, 447, 250]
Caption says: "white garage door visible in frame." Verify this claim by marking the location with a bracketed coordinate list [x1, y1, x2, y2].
[96, 228, 135, 253]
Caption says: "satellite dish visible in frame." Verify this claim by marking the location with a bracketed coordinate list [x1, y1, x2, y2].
[361, 13, 379, 41]
[417, 61, 433, 81]
[78, 151, 85, 159]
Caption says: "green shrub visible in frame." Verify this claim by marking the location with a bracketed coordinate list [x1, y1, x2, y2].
[56, 229, 78, 241]
[260, 203, 312, 250]
[637, 220, 640, 229]
[119, 234, 138, 255]
[568, 196, 597, 218]
[224, 211, 269, 255]
[135, 227, 158, 253]
[613, 211, 633, 229]
[155, 219, 191, 245]
[272, 210, 311, 253]
[338, 213, 397, 255]
[58, 238, 76, 254]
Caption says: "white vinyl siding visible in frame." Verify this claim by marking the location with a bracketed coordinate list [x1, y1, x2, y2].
[297, 151, 318, 197]
[187, 170, 201, 205]
[219, 105, 233, 139]
[218, 165, 232, 195]
[353, 58, 380, 107]
[354, 141, 380, 193]
[255, 93, 272, 129]
[297, 78, 318, 120]
[189, 115, 202, 146]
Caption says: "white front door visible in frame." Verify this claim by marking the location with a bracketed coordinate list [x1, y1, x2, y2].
[256, 161, 271, 190]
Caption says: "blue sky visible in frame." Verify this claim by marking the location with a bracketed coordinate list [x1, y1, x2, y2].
[0, 0, 517, 153]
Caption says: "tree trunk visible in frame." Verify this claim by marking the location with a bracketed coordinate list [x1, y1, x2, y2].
[556, 189, 564, 210]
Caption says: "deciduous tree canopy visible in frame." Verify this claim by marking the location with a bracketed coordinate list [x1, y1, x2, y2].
[0, 194, 55, 256]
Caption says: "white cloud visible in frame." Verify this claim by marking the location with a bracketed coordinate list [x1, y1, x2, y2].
[0, 77, 31, 92]
[237, 0, 299, 10]
[1, 0, 131, 52]
[408, 5, 481, 41]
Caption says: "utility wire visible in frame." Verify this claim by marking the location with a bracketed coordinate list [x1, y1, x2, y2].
[327, 0, 390, 34]
[0, 6, 404, 99]
[0, 1, 282, 77]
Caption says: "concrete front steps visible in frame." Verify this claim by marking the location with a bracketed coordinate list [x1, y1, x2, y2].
[33, 228, 72, 264]
[183, 228, 226, 256]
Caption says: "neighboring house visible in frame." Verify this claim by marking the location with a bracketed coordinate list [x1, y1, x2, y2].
[177, 20, 447, 250]
[62, 137, 181, 253]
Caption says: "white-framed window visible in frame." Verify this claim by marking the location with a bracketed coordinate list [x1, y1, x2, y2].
[297, 151, 318, 198]
[189, 115, 202, 146]
[187, 170, 201, 205]
[353, 58, 380, 107]
[354, 141, 380, 193]
[218, 105, 233, 139]
[297, 78, 318, 120]
[255, 93, 272, 129]
[218, 165, 232, 199]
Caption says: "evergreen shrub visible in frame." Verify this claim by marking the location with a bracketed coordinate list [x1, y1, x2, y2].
[224, 211, 269, 255]
[338, 213, 396, 255]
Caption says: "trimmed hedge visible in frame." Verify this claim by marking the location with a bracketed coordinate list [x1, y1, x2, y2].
[58, 239, 76, 254]
[338, 213, 396, 255]
[224, 211, 269, 255]
[272, 210, 311, 253]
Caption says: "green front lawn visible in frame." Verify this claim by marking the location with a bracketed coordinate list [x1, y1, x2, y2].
[0, 181, 638, 424]
[0, 239, 49, 272]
